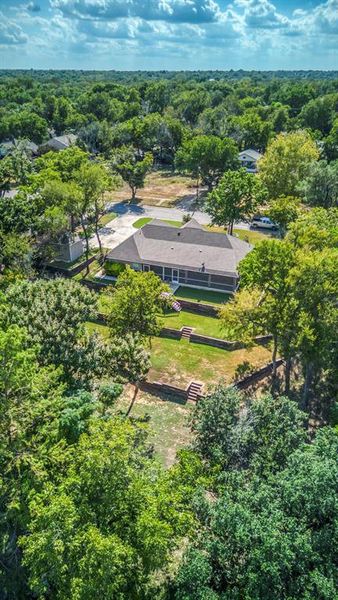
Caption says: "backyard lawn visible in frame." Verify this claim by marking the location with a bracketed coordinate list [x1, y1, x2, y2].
[162, 309, 223, 337]
[150, 337, 271, 387]
[86, 322, 271, 388]
[133, 217, 182, 229]
[114, 389, 192, 467]
[174, 286, 231, 306]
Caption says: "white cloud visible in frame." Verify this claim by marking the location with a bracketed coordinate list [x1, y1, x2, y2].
[51, 0, 221, 23]
[0, 11, 28, 45]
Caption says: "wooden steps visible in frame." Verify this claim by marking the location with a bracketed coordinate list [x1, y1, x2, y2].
[187, 381, 203, 403]
[181, 326, 193, 340]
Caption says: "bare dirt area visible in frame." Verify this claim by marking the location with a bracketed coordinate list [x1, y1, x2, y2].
[116, 386, 192, 468]
[107, 170, 201, 208]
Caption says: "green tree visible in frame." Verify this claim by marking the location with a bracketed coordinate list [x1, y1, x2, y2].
[0, 325, 66, 598]
[300, 160, 338, 208]
[107, 266, 170, 339]
[0, 155, 14, 197]
[259, 131, 320, 198]
[0, 232, 33, 287]
[288, 248, 338, 410]
[35, 146, 88, 183]
[174, 401, 337, 600]
[75, 162, 113, 260]
[231, 111, 272, 150]
[5, 279, 104, 389]
[109, 333, 151, 416]
[110, 145, 153, 201]
[266, 195, 301, 238]
[173, 89, 210, 126]
[324, 117, 338, 160]
[287, 207, 338, 250]
[191, 387, 306, 472]
[299, 94, 336, 135]
[222, 239, 296, 382]
[175, 135, 239, 194]
[20, 417, 181, 600]
[205, 168, 268, 234]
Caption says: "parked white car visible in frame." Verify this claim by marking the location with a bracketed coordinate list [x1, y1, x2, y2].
[251, 216, 278, 231]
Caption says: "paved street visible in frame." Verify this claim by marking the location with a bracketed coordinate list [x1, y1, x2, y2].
[90, 201, 249, 250]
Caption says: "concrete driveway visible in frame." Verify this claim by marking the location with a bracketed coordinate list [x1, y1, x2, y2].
[91, 201, 249, 251]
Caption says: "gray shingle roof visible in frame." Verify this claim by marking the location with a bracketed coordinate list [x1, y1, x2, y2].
[107, 219, 252, 278]
[239, 149, 262, 161]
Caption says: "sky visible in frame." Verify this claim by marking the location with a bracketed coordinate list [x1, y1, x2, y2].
[0, 0, 337, 70]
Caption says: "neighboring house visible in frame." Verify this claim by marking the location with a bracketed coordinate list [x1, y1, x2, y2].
[106, 219, 252, 293]
[238, 149, 262, 173]
[39, 134, 77, 153]
[0, 139, 38, 159]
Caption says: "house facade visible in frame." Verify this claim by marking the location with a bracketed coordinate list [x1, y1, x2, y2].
[238, 148, 262, 173]
[106, 219, 252, 293]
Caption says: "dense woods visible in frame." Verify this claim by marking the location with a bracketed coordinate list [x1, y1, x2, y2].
[0, 70, 337, 599]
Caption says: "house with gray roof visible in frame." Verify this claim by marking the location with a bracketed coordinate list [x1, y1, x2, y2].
[106, 219, 252, 293]
[238, 149, 262, 173]
[39, 134, 77, 153]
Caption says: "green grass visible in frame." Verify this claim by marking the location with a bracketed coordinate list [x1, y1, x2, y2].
[203, 224, 275, 246]
[174, 286, 231, 306]
[233, 228, 275, 245]
[85, 321, 110, 337]
[133, 217, 182, 229]
[114, 392, 192, 467]
[86, 322, 271, 388]
[162, 309, 223, 337]
[150, 337, 270, 387]
[99, 212, 117, 227]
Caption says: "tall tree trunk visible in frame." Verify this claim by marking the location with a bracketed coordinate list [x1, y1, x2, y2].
[95, 217, 103, 260]
[125, 383, 139, 417]
[130, 185, 137, 202]
[284, 356, 292, 395]
[80, 215, 90, 276]
[302, 362, 313, 412]
[271, 334, 278, 379]
[228, 220, 234, 235]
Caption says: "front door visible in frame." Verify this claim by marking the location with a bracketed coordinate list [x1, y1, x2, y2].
[172, 269, 179, 284]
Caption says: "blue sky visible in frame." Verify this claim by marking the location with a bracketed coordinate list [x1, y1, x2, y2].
[0, 0, 337, 70]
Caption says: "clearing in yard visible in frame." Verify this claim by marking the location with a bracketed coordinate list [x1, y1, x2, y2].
[114, 389, 192, 468]
[174, 286, 231, 306]
[86, 322, 271, 388]
[106, 170, 197, 207]
[150, 337, 271, 387]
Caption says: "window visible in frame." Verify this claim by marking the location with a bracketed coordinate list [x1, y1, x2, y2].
[149, 265, 163, 276]
[210, 275, 234, 285]
[187, 271, 209, 282]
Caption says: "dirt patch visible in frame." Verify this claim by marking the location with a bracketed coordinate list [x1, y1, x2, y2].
[107, 170, 200, 208]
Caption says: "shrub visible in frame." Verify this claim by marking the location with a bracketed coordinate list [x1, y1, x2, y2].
[104, 262, 126, 277]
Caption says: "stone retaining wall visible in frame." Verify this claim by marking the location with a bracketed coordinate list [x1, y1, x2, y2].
[178, 299, 219, 316]
[234, 359, 284, 389]
[140, 360, 283, 403]
[190, 332, 242, 350]
[159, 327, 182, 340]
[140, 380, 189, 401]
